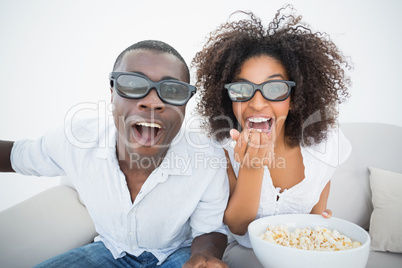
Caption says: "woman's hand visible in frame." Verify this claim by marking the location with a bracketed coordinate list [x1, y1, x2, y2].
[321, 208, 332, 218]
[230, 128, 274, 169]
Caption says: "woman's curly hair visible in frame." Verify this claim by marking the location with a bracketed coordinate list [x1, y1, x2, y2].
[192, 5, 351, 147]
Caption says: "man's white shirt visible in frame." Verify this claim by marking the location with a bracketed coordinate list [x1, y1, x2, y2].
[11, 117, 229, 264]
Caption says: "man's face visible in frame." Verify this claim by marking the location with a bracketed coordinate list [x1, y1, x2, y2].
[111, 50, 187, 160]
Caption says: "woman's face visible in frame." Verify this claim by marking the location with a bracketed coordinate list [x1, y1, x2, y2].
[232, 55, 291, 145]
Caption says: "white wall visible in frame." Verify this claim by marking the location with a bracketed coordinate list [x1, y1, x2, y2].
[1, 0, 401, 211]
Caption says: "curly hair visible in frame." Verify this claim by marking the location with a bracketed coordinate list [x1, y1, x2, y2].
[192, 5, 351, 147]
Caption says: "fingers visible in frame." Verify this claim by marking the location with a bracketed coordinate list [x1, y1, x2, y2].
[246, 130, 269, 158]
[229, 129, 240, 141]
[322, 209, 332, 218]
[233, 129, 273, 168]
[233, 130, 250, 163]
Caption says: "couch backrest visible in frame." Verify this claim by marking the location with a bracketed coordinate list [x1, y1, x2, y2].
[328, 122, 402, 230]
[61, 122, 402, 230]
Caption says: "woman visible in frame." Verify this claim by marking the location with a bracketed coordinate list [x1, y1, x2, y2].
[192, 5, 352, 267]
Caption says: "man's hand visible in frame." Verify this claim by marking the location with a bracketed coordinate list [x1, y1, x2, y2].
[183, 232, 228, 268]
[0, 140, 15, 172]
[183, 253, 228, 268]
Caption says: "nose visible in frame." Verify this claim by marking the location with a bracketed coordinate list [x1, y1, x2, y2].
[248, 91, 269, 111]
[136, 89, 165, 112]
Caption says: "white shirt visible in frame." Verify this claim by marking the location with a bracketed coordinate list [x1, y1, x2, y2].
[11, 118, 229, 264]
[223, 128, 352, 248]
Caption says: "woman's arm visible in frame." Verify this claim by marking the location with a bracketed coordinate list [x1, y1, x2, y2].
[223, 129, 272, 235]
[310, 180, 332, 218]
[224, 166, 264, 235]
[224, 149, 237, 197]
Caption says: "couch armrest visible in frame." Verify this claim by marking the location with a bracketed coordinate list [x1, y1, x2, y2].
[0, 185, 97, 267]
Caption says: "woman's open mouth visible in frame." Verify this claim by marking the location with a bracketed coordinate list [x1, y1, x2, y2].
[246, 117, 273, 134]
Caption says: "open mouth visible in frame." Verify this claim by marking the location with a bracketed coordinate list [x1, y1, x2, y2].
[133, 122, 163, 145]
[246, 117, 273, 134]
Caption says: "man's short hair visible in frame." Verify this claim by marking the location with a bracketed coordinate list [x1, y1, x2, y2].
[113, 40, 190, 82]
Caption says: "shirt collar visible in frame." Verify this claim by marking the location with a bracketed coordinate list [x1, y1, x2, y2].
[95, 121, 118, 161]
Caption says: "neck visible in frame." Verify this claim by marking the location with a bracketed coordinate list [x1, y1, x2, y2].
[116, 137, 172, 203]
[116, 136, 168, 175]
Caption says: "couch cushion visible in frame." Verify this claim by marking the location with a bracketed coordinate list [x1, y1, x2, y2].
[0, 185, 97, 267]
[369, 167, 402, 253]
[366, 250, 402, 268]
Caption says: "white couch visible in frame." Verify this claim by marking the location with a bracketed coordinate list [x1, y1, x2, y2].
[0, 122, 401, 267]
[327, 122, 402, 267]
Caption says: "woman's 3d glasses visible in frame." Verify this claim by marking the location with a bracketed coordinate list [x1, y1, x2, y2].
[110, 72, 197, 106]
[225, 80, 296, 102]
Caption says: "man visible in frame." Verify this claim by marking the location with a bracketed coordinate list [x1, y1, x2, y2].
[0, 40, 229, 267]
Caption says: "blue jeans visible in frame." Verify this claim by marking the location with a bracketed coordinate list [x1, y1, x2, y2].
[34, 241, 191, 268]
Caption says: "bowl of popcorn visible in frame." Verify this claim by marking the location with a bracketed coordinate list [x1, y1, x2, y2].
[248, 214, 370, 268]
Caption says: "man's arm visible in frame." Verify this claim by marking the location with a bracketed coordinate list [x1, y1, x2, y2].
[183, 232, 228, 268]
[0, 141, 15, 172]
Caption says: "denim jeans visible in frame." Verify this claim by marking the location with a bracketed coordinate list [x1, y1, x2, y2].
[34, 241, 192, 268]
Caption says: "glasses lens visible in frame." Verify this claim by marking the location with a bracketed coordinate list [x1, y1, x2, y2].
[160, 82, 190, 105]
[116, 75, 149, 98]
[262, 82, 289, 100]
[228, 84, 254, 101]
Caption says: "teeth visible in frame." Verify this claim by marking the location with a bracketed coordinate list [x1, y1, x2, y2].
[248, 117, 271, 123]
[136, 122, 162, 128]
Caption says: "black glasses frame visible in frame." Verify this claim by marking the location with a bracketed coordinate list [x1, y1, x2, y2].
[109, 72, 197, 106]
[225, 80, 296, 102]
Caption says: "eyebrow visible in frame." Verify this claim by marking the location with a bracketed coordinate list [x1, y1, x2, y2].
[237, 73, 285, 82]
[130, 71, 180, 82]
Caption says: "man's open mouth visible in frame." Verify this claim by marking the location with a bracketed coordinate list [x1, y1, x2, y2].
[133, 122, 163, 145]
[246, 117, 273, 134]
